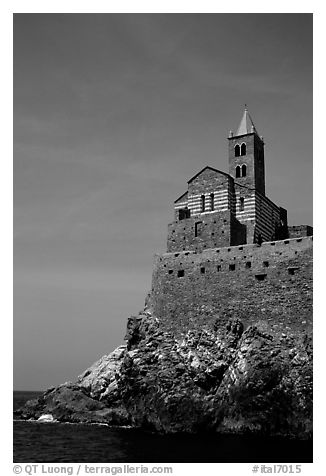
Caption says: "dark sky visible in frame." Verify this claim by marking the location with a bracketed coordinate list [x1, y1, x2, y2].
[13, 13, 312, 390]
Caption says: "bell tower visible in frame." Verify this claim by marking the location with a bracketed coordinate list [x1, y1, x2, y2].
[228, 106, 265, 195]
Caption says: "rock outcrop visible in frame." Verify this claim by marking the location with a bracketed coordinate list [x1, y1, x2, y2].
[15, 295, 312, 438]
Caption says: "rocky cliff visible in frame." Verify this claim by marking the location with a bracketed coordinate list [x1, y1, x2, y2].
[16, 294, 312, 438]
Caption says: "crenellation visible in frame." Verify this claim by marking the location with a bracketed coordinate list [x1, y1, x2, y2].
[151, 237, 312, 335]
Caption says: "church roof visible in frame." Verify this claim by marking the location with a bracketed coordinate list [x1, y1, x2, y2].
[187, 166, 230, 184]
[236, 106, 258, 136]
[174, 191, 188, 204]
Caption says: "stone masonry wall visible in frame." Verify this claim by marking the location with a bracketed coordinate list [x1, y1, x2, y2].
[152, 236, 313, 337]
[288, 225, 313, 239]
[187, 167, 231, 197]
[167, 209, 247, 252]
[167, 210, 233, 252]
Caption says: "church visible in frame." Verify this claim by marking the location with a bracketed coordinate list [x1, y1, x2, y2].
[150, 108, 313, 334]
[167, 107, 311, 253]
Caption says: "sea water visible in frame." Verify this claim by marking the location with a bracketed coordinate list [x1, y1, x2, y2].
[13, 391, 312, 463]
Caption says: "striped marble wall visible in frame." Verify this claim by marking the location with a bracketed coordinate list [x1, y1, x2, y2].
[174, 200, 188, 211]
[174, 188, 233, 216]
[254, 193, 281, 241]
[234, 192, 256, 222]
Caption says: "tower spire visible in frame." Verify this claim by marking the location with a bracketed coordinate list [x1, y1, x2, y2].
[236, 106, 258, 136]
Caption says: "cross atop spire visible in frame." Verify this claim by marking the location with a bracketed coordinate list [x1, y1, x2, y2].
[236, 106, 258, 136]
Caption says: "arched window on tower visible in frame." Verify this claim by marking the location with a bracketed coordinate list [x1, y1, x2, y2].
[242, 164, 247, 177]
[241, 143, 246, 156]
[239, 197, 245, 211]
[201, 195, 205, 212]
[210, 193, 214, 211]
[236, 166, 241, 178]
[235, 145, 240, 157]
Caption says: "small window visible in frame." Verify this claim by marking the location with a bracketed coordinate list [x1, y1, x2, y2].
[296, 238, 302, 243]
[210, 193, 215, 211]
[200, 267, 205, 274]
[236, 165, 241, 178]
[284, 240, 289, 244]
[229, 264, 235, 271]
[178, 208, 190, 220]
[195, 221, 202, 237]
[239, 247, 243, 251]
[263, 261, 269, 267]
[177, 270, 184, 277]
[168, 270, 173, 274]
[288, 267, 299, 275]
[246, 262, 251, 269]
[217, 265, 221, 272]
[201, 195, 205, 212]
[242, 164, 247, 177]
[240, 143, 246, 156]
[235, 144, 240, 157]
[255, 274, 267, 281]
[239, 197, 245, 211]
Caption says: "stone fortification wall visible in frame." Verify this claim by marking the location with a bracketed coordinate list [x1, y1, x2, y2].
[152, 236, 313, 337]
